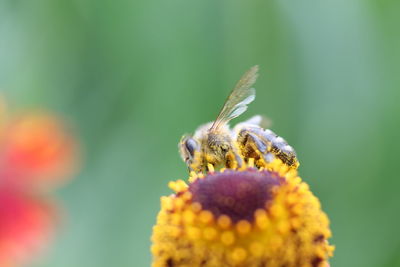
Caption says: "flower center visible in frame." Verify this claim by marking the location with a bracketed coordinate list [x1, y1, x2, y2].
[189, 169, 282, 223]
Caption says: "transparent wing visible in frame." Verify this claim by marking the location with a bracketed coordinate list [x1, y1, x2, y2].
[210, 65, 259, 131]
[238, 115, 272, 128]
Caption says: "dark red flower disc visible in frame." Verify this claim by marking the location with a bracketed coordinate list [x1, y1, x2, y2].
[189, 169, 283, 222]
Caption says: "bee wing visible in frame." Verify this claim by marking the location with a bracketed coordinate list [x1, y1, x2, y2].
[238, 115, 272, 128]
[210, 65, 259, 131]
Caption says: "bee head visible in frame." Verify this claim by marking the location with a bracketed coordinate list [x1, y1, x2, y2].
[179, 135, 199, 168]
[179, 122, 235, 172]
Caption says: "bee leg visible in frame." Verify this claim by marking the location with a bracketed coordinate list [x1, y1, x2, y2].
[186, 160, 195, 173]
[225, 150, 243, 170]
[189, 154, 206, 173]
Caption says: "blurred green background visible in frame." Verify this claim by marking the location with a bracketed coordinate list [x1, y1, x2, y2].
[1, 0, 400, 266]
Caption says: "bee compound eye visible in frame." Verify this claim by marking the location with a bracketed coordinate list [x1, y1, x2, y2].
[185, 138, 198, 157]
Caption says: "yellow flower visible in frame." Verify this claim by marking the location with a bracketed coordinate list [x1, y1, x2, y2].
[151, 159, 334, 267]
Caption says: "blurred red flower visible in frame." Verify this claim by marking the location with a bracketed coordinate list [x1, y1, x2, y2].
[0, 113, 77, 188]
[0, 103, 77, 267]
[0, 186, 55, 267]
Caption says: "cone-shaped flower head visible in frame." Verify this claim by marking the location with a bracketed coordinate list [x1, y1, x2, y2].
[151, 160, 334, 267]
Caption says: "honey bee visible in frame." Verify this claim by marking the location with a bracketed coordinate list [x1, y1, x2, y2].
[179, 65, 299, 173]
